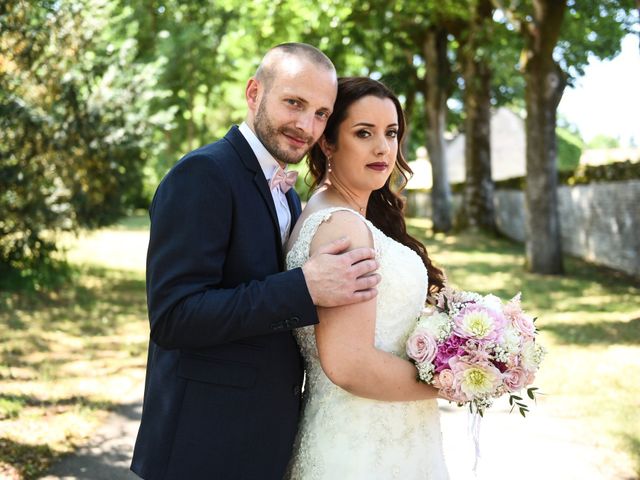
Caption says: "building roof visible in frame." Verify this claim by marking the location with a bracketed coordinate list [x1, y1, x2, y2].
[407, 107, 526, 189]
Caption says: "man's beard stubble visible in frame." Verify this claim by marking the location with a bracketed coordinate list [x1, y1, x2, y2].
[254, 99, 313, 166]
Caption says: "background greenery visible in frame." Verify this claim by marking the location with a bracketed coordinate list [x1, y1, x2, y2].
[1, 0, 637, 278]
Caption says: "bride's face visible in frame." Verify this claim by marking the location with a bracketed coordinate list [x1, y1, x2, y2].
[328, 95, 399, 195]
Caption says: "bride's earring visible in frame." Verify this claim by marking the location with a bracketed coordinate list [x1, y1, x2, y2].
[327, 155, 333, 174]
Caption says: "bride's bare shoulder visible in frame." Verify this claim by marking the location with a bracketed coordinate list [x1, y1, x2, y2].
[286, 193, 329, 252]
[287, 191, 372, 253]
[309, 208, 373, 254]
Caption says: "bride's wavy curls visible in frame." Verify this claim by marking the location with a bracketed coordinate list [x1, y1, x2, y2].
[307, 77, 445, 295]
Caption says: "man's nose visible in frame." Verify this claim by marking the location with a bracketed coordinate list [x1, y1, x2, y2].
[294, 112, 314, 134]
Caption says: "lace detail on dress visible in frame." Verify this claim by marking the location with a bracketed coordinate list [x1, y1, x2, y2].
[286, 207, 379, 271]
[284, 207, 449, 480]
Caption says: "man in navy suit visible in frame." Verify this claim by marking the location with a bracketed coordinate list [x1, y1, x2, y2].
[131, 43, 380, 479]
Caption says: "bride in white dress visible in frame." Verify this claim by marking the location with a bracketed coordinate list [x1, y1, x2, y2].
[285, 77, 450, 479]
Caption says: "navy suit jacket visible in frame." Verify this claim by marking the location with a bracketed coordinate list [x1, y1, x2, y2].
[131, 126, 318, 479]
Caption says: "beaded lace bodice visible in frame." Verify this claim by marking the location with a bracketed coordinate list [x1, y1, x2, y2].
[285, 207, 449, 480]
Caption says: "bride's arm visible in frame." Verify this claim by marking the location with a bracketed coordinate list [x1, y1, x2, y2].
[310, 211, 441, 402]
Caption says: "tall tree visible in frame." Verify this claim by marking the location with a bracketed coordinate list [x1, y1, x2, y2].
[493, 0, 637, 274]
[422, 26, 454, 231]
[456, 0, 497, 232]
[0, 0, 167, 271]
[522, 1, 567, 274]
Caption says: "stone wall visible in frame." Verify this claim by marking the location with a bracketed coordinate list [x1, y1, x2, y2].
[405, 180, 640, 278]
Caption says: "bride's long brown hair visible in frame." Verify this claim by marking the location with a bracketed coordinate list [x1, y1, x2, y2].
[308, 77, 445, 294]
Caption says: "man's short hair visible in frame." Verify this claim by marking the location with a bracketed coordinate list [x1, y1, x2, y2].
[255, 43, 335, 92]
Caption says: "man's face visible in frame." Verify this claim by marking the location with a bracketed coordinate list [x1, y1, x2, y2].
[251, 59, 337, 165]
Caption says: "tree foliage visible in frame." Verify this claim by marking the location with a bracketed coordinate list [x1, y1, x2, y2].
[0, 0, 169, 272]
[0, 0, 636, 276]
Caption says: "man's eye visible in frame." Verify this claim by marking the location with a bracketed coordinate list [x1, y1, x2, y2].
[286, 99, 300, 107]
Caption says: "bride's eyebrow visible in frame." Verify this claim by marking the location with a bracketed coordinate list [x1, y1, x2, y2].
[350, 122, 399, 128]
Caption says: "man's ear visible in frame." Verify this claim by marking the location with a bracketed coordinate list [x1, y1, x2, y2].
[245, 78, 260, 111]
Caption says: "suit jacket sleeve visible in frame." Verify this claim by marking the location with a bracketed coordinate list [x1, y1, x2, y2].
[146, 152, 318, 350]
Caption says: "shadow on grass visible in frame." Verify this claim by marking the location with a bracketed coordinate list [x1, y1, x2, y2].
[1, 265, 146, 331]
[0, 393, 115, 420]
[622, 434, 640, 479]
[0, 437, 61, 480]
[0, 265, 147, 385]
[408, 224, 640, 314]
[543, 317, 640, 346]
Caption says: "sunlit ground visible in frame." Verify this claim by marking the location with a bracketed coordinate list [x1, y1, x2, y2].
[0, 215, 638, 479]
[0, 218, 150, 479]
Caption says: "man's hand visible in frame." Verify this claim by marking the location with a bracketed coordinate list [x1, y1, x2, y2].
[301, 237, 381, 307]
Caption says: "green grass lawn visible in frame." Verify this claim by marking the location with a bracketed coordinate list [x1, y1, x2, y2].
[0, 214, 150, 479]
[0, 214, 638, 478]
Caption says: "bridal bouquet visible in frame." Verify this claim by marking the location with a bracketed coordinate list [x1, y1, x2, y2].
[406, 287, 545, 416]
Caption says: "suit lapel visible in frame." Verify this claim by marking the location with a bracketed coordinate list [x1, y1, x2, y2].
[224, 127, 284, 264]
[286, 190, 302, 229]
[253, 172, 284, 263]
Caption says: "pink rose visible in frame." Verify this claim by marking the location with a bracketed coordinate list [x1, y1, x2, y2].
[439, 387, 466, 403]
[524, 370, 536, 386]
[503, 367, 528, 391]
[406, 331, 438, 364]
[436, 366, 466, 402]
[512, 313, 536, 339]
[504, 294, 536, 338]
[434, 369, 455, 389]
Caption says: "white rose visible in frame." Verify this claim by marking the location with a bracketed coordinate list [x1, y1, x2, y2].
[418, 312, 450, 340]
[481, 294, 503, 314]
[520, 340, 540, 371]
[501, 325, 521, 354]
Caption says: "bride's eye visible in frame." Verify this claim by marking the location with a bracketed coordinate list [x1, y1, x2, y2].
[387, 129, 398, 138]
[356, 129, 371, 138]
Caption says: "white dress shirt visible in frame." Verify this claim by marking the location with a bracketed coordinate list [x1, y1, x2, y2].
[238, 122, 293, 245]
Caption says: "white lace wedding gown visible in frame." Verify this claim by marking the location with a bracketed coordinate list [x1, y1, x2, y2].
[285, 207, 449, 480]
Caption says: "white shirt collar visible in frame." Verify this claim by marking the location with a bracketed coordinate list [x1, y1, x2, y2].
[238, 122, 281, 180]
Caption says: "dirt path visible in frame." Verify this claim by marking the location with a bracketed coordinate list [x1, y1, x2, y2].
[440, 400, 637, 480]
[39, 401, 142, 480]
[39, 391, 637, 480]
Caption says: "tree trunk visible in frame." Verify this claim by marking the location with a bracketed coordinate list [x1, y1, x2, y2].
[402, 91, 415, 163]
[460, 0, 495, 232]
[463, 58, 494, 231]
[423, 28, 452, 232]
[523, 0, 567, 274]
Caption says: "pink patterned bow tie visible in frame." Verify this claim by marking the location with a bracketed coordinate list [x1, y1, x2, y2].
[269, 166, 298, 193]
